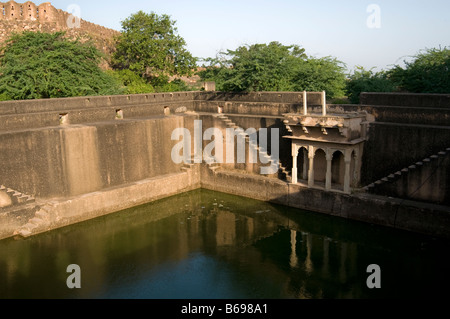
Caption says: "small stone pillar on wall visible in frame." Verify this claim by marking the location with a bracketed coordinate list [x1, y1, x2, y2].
[204, 82, 216, 92]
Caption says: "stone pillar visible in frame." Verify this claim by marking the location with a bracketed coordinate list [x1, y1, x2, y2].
[353, 150, 360, 187]
[344, 160, 351, 194]
[308, 147, 315, 187]
[302, 149, 308, 180]
[292, 145, 298, 184]
[303, 91, 307, 115]
[322, 91, 327, 117]
[204, 82, 216, 92]
[325, 153, 333, 191]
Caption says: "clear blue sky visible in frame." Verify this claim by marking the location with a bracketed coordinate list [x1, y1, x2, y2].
[36, 0, 450, 72]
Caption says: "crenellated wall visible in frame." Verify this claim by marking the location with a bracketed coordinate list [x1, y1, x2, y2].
[0, 1, 119, 58]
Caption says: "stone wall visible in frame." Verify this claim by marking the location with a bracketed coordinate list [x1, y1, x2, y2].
[200, 164, 450, 239]
[0, 1, 119, 60]
[0, 92, 197, 131]
[0, 113, 196, 199]
[194, 91, 323, 116]
[193, 92, 450, 192]
[361, 122, 450, 184]
[366, 149, 450, 205]
[360, 92, 450, 108]
[1, 91, 449, 240]
[2, 90, 448, 197]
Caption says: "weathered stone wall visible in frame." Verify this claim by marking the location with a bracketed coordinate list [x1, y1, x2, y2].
[0, 92, 197, 132]
[2, 91, 448, 197]
[194, 92, 450, 192]
[0, 114, 195, 198]
[200, 164, 450, 239]
[368, 150, 450, 205]
[0, 1, 119, 60]
[1, 91, 449, 241]
[194, 91, 323, 116]
[361, 123, 450, 184]
[360, 92, 450, 108]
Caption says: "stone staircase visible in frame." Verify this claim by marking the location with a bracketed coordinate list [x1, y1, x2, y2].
[363, 147, 450, 203]
[214, 114, 282, 177]
[279, 119, 295, 182]
[14, 203, 56, 238]
[0, 185, 35, 208]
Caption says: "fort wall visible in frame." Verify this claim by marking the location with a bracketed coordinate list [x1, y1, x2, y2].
[0, 1, 119, 57]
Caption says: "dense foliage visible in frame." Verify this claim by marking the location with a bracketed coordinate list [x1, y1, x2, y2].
[346, 47, 450, 103]
[388, 47, 450, 94]
[0, 16, 446, 102]
[346, 67, 395, 104]
[107, 69, 155, 94]
[112, 11, 197, 88]
[291, 56, 347, 98]
[198, 42, 347, 99]
[0, 31, 121, 100]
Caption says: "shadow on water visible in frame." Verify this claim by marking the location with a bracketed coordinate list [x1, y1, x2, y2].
[1, 189, 449, 299]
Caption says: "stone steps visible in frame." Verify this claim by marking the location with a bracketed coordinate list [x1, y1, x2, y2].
[363, 147, 450, 193]
[0, 185, 35, 208]
[215, 114, 281, 176]
[15, 205, 52, 238]
[279, 165, 292, 183]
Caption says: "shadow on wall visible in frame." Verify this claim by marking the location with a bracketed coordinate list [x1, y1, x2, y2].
[360, 123, 450, 185]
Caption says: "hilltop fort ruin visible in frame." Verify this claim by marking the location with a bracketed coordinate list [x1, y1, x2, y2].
[0, 1, 119, 61]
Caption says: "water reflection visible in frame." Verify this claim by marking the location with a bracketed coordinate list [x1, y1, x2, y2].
[0, 189, 449, 299]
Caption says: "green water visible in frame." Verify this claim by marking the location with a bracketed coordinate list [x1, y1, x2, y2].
[1, 189, 449, 299]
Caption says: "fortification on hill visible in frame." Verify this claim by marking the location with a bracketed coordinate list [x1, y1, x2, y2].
[0, 1, 119, 63]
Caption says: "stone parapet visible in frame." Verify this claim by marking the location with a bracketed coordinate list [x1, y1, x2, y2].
[0, 1, 119, 58]
[360, 92, 450, 108]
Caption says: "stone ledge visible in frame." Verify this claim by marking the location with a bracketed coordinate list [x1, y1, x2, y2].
[3, 171, 198, 240]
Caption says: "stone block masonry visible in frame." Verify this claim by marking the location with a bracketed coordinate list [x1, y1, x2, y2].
[0, 1, 120, 60]
[0, 91, 449, 241]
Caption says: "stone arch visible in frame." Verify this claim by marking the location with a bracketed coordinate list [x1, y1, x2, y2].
[314, 148, 327, 183]
[296, 146, 309, 181]
[350, 149, 358, 187]
[331, 150, 345, 187]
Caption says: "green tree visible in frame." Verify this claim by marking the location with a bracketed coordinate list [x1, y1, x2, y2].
[199, 42, 305, 92]
[198, 42, 347, 98]
[292, 56, 347, 98]
[156, 79, 193, 92]
[0, 31, 121, 100]
[112, 11, 197, 87]
[346, 67, 395, 104]
[388, 47, 450, 93]
[107, 69, 155, 94]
